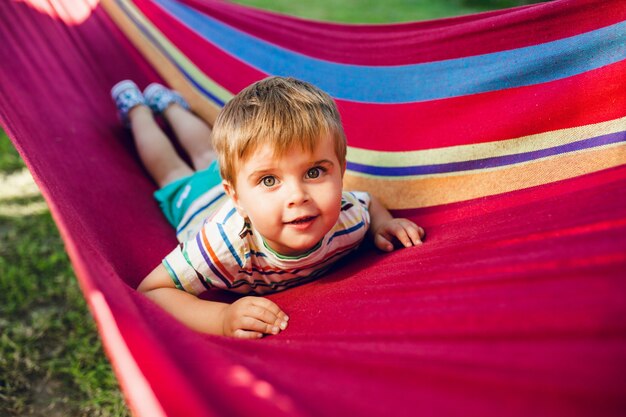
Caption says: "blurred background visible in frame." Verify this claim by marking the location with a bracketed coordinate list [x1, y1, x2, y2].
[0, 0, 545, 415]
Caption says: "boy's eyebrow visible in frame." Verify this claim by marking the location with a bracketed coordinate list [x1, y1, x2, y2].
[313, 159, 334, 166]
[247, 159, 335, 181]
[247, 168, 274, 181]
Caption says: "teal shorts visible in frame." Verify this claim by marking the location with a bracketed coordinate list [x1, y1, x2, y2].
[154, 160, 222, 228]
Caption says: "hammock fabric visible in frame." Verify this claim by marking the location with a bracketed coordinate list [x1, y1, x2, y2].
[1, 0, 626, 415]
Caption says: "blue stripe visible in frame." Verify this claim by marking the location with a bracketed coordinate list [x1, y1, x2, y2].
[327, 221, 365, 246]
[176, 191, 226, 234]
[245, 250, 267, 259]
[155, 0, 626, 103]
[196, 232, 231, 287]
[217, 223, 244, 267]
[223, 207, 237, 223]
[347, 130, 626, 177]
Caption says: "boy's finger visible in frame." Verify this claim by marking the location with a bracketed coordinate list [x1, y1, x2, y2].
[393, 227, 414, 248]
[250, 297, 281, 313]
[233, 329, 264, 339]
[382, 222, 411, 247]
[240, 316, 285, 335]
[406, 224, 424, 245]
[251, 297, 289, 321]
[245, 306, 288, 330]
[245, 305, 278, 324]
[375, 233, 394, 252]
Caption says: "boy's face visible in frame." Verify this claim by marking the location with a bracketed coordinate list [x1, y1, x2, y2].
[224, 134, 344, 256]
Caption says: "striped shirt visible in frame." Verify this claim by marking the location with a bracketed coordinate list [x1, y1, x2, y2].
[163, 191, 371, 295]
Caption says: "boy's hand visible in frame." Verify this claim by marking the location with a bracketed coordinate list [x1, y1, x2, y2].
[373, 218, 425, 252]
[220, 296, 289, 339]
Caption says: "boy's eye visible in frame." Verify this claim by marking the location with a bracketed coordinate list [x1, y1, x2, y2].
[306, 167, 322, 179]
[261, 176, 276, 187]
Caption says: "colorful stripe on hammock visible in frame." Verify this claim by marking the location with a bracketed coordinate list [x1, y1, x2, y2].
[347, 119, 626, 177]
[176, 0, 626, 66]
[101, 0, 626, 210]
[148, 0, 626, 104]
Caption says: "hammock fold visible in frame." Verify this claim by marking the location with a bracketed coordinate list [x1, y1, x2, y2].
[1, 0, 625, 416]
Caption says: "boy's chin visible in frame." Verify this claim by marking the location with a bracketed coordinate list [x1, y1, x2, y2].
[268, 237, 323, 257]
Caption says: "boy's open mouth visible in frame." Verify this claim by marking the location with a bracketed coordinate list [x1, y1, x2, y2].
[285, 215, 317, 225]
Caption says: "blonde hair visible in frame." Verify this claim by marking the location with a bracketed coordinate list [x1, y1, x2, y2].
[211, 76, 347, 186]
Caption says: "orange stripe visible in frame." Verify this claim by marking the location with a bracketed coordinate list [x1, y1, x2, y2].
[200, 226, 235, 283]
[344, 143, 626, 210]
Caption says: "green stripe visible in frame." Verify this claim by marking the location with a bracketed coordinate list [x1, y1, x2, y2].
[163, 259, 183, 290]
[262, 238, 323, 260]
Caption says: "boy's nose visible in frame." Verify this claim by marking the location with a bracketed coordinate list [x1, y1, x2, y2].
[287, 182, 309, 207]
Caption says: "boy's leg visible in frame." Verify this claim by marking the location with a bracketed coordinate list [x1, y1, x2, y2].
[129, 105, 194, 188]
[162, 104, 217, 171]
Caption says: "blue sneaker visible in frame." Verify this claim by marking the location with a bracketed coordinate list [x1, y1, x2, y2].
[144, 83, 190, 114]
[111, 80, 145, 125]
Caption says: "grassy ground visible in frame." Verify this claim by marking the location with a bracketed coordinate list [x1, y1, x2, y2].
[0, 130, 128, 416]
[233, 0, 541, 23]
[0, 0, 545, 415]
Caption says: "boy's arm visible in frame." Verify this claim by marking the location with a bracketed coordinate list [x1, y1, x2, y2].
[138, 264, 289, 338]
[367, 194, 425, 252]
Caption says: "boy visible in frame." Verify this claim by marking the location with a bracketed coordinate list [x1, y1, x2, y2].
[111, 76, 424, 339]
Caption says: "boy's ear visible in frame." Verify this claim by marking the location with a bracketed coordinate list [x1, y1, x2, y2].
[223, 181, 247, 217]
[222, 180, 235, 200]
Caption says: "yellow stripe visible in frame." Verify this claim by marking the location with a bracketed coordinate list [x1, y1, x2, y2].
[347, 116, 626, 168]
[344, 142, 626, 209]
[101, 0, 231, 124]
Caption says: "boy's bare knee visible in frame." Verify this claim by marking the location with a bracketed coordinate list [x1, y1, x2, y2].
[193, 150, 217, 171]
[159, 167, 194, 188]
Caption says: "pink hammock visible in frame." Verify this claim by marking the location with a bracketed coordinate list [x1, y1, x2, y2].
[1, 0, 625, 415]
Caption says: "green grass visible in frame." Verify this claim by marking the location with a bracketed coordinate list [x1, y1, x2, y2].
[0, 129, 128, 416]
[231, 0, 542, 23]
[0, 129, 25, 175]
[0, 0, 545, 415]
